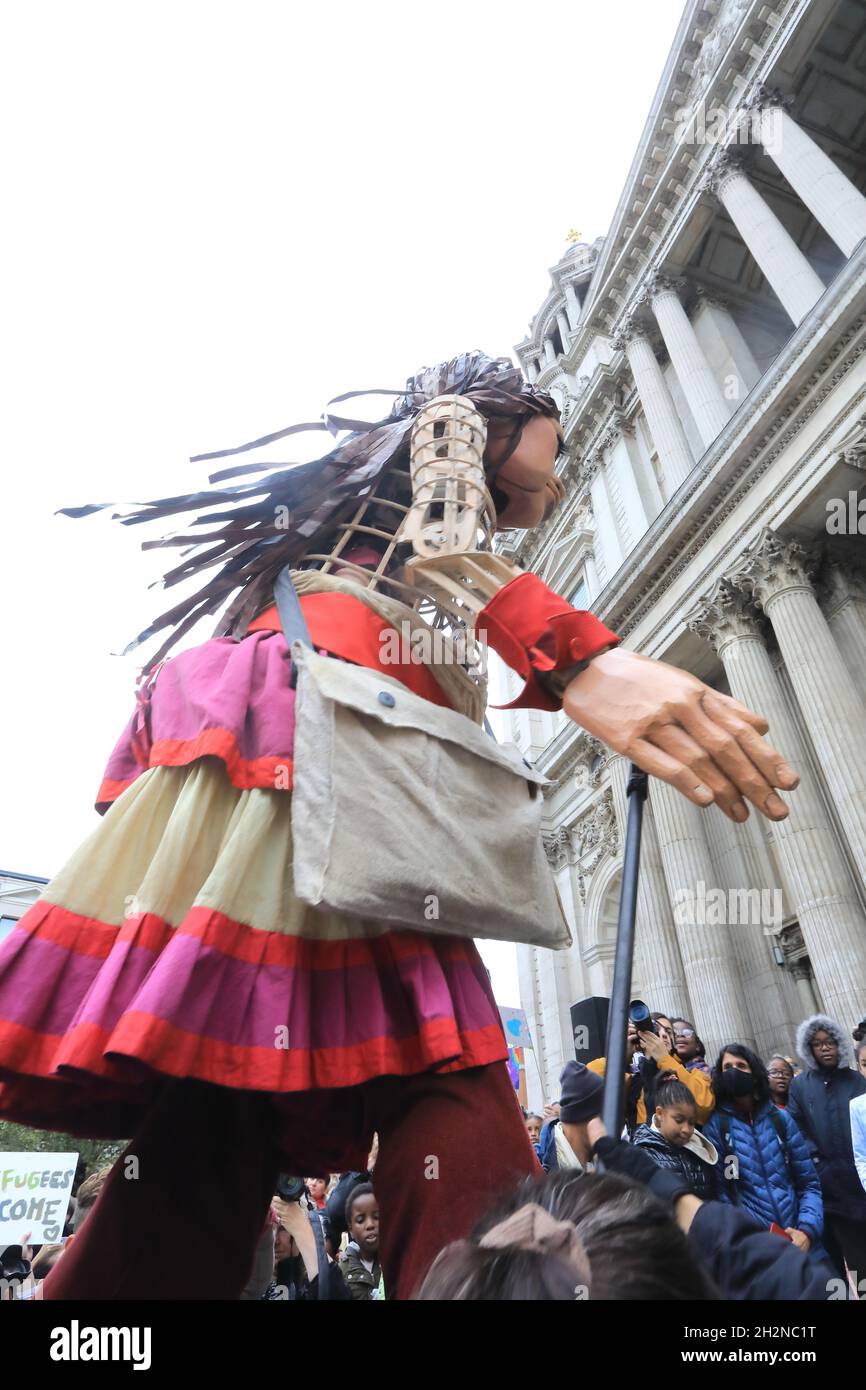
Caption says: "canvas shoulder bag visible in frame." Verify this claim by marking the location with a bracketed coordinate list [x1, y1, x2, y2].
[275, 566, 571, 951]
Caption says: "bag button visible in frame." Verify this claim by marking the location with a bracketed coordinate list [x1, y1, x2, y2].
[378, 691, 396, 708]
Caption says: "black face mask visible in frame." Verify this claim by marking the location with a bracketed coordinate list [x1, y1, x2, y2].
[717, 1067, 754, 1100]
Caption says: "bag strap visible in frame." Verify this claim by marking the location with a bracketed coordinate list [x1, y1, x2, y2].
[274, 562, 498, 743]
[768, 1106, 796, 1186]
[274, 565, 313, 649]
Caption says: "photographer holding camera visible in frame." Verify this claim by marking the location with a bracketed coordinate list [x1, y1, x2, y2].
[587, 1002, 714, 1137]
[247, 1176, 350, 1302]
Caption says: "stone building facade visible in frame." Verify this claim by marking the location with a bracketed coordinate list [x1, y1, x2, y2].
[0, 871, 48, 946]
[504, 0, 866, 1113]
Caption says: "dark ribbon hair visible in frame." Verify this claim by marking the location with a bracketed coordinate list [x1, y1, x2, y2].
[60, 351, 559, 669]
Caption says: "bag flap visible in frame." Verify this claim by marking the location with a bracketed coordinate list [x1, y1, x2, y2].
[292, 641, 550, 787]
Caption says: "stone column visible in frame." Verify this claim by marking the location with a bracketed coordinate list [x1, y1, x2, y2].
[516, 945, 547, 1113]
[706, 801, 800, 1055]
[650, 776, 754, 1056]
[583, 549, 601, 601]
[544, 337, 556, 366]
[756, 95, 866, 258]
[601, 418, 649, 554]
[790, 961, 820, 1017]
[616, 325, 696, 491]
[692, 290, 761, 401]
[584, 456, 623, 582]
[620, 415, 665, 523]
[525, 357, 539, 384]
[564, 282, 581, 330]
[686, 597, 808, 1052]
[607, 755, 691, 1019]
[733, 531, 866, 901]
[818, 559, 866, 697]
[703, 151, 826, 325]
[647, 277, 731, 448]
[691, 574, 866, 1025]
[557, 310, 571, 348]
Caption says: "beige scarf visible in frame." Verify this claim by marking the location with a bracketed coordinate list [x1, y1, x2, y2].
[282, 570, 487, 725]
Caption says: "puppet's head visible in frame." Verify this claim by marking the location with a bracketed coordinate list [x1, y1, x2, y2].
[63, 351, 567, 665]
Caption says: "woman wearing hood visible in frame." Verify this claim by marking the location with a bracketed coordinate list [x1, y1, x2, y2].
[788, 1014, 866, 1286]
[703, 1044, 823, 1255]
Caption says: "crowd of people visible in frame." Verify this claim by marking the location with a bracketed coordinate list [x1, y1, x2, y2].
[3, 1008, 865, 1301]
[523, 1008, 866, 1300]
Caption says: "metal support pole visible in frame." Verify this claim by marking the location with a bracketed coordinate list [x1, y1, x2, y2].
[601, 764, 649, 1137]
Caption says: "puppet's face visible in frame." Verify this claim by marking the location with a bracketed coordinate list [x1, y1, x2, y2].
[484, 414, 566, 531]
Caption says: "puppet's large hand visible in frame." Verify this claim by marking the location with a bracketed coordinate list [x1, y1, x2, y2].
[562, 647, 799, 823]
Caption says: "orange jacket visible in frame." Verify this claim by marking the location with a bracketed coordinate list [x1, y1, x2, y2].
[587, 1054, 714, 1126]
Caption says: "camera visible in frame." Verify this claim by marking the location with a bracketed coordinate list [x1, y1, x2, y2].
[628, 1000, 658, 1036]
[0, 1245, 31, 1283]
[276, 1175, 308, 1203]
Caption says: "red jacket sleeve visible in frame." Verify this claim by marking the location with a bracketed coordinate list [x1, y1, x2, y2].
[476, 572, 619, 711]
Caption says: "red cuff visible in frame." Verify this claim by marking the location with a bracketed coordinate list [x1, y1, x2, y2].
[476, 572, 619, 711]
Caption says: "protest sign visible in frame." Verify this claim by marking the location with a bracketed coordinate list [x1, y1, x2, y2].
[0, 1153, 78, 1244]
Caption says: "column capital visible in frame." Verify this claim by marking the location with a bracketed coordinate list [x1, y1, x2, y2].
[597, 410, 634, 452]
[693, 283, 731, 314]
[644, 271, 686, 304]
[611, 308, 652, 351]
[700, 147, 747, 199]
[578, 452, 602, 486]
[789, 959, 814, 984]
[542, 827, 572, 871]
[743, 82, 794, 116]
[815, 556, 866, 615]
[686, 580, 766, 651]
[840, 440, 866, 471]
[572, 731, 609, 792]
[729, 530, 819, 609]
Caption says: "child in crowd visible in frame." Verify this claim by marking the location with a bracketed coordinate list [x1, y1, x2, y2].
[767, 1055, 794, 1109]
[632, 1080, 718, 1199]
[525, 1114, 544, 1156]
[340, 1184, 382, 1300]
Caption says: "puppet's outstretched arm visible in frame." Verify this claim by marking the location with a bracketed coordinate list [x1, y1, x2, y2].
[400, 395, 799, 825]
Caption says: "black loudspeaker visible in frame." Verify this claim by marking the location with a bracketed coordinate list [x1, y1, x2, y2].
[570, 996, 610, 1064]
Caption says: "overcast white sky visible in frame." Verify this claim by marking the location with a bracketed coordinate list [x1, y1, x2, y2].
[0, 0, 683, 1005]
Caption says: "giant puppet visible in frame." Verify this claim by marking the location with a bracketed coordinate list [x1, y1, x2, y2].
[0, 353, 798, 1300]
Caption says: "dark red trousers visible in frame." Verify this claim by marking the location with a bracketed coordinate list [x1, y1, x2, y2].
[42, 1062, 539, 1301]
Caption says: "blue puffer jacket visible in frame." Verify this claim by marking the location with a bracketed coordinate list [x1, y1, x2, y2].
[703, 1101, 824, 1240]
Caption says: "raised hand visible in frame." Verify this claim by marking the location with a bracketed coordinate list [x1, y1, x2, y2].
[563, 647, 799, 823]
